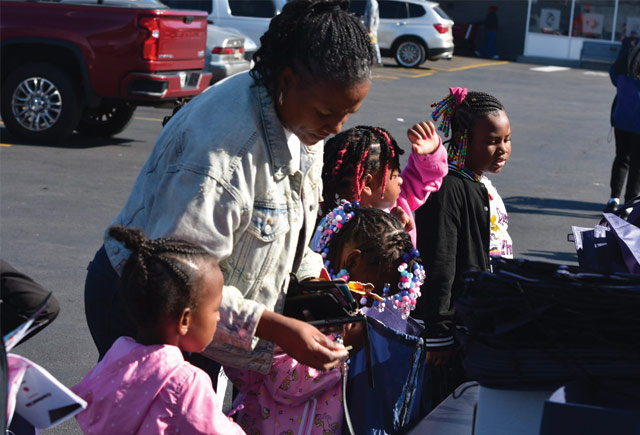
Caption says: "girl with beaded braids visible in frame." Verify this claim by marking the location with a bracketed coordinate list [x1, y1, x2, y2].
[226, 205, 425, 435]
[321, 122, 447, 246]
[84, 0, 374, 379]
[73, 227, 244, 434]
[413, 87, 512, 411]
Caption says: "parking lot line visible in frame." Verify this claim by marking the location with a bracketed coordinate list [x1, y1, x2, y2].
[1, 143, 11, 147]
[429, 60, 509, 72]
[134, 116, 164, 122]
[374, 60, 508, 80]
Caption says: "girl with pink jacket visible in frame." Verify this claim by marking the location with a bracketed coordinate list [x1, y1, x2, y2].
[72, 227, 244, 435]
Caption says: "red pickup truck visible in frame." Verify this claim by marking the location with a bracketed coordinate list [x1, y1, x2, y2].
[0, 0, 211, 142]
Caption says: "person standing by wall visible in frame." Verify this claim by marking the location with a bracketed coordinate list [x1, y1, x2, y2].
[476, 5, 499, 59]
[365, 0, 382, 65]
[604, 42, 640, 217]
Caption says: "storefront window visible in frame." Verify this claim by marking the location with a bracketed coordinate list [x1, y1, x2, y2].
[616, 0, 640, 42]
[571, 0, 615, 39]
[529, 0, 573, 36]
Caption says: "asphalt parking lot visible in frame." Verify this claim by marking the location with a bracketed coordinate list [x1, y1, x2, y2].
[0, 55, 616, 434]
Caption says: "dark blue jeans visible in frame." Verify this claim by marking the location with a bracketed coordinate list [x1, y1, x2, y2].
[84, 245, 136, 359]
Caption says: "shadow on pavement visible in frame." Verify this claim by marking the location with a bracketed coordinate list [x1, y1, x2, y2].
[504, 196, 603, 220]
[519, 250, 579, 265]
[0, 127, 136, 149]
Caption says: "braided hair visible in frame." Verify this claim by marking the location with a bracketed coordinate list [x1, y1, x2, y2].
[109, 226, 215, 327]
[322, 126, 404, 215]
[431, 90, 504, 166]
[250, 0, 375, 99]
[324, 207, 419, 291]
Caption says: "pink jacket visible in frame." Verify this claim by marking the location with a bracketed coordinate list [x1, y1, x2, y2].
[396, 143, 448, 246]
[72, 337, 245, 435]
[225, 350, 343, 434]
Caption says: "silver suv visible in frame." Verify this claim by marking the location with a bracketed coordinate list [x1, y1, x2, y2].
[352, 0, 454, 68]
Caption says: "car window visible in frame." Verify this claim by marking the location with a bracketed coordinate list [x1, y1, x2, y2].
[433, 5, 451, 21]
[379, 0, 408, 19]
[407, 3, 425, 18]
[161, 0, 211, 12]
[229, 0, 276, 18]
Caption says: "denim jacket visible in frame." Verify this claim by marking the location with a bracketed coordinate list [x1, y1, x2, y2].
[104, 72, 324, 373]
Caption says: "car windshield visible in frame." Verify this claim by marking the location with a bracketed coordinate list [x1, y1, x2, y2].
[433, 5, 451, 21]
[160, 0, 211, 12]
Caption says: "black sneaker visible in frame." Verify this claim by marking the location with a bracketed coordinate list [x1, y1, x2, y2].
[620, 207, 631, 219]
[603, 200, 619, 213]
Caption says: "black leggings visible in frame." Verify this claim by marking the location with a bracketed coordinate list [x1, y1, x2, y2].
[609, 127, 640, 202]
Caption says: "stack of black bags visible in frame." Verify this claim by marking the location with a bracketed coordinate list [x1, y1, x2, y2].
[456, 258, 640, 387]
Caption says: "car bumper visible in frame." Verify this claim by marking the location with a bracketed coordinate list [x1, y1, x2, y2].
[121, 70, 212, 101]
[427, 45, 454, 60]
[208, 59, 251, 83]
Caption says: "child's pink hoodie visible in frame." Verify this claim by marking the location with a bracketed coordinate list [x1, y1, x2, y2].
[396, 143, 448, 246]
[72, 337, 245, 435]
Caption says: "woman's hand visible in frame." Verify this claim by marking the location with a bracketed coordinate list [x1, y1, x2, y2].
[257, 310, 348, 371]
[407, 121, 440, 156]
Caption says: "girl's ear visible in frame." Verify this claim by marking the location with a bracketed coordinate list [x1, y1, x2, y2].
[361, 173, 374, 197]
[344, 249, 363, 271]
[178, 308, 192, 336]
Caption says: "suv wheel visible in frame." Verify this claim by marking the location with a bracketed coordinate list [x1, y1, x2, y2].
[393, 39, 426, 68]
[1, 63, 82, 143]
[76, 104, 136, 137]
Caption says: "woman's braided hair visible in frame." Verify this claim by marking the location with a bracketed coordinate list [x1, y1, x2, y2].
[250, 0, 375, 98]
[322, 126, 404, 215]
[109, 226, 214, 326]
[324, 207, 419, 287]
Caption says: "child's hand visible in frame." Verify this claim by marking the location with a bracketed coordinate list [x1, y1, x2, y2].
[407, 121, 440, 155]
[390, 206, 415, 232]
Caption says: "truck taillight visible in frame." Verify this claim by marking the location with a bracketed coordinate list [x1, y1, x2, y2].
[433, 24, 448, 34]
[140, 17, 160, 60]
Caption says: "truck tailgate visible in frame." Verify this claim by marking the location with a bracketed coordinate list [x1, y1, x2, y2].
[154, 11, 207, 61]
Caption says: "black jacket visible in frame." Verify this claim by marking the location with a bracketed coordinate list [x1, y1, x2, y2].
[414, 170, 491, 350]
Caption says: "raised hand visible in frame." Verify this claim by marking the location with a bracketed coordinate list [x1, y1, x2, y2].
[407, 121, 440, 156]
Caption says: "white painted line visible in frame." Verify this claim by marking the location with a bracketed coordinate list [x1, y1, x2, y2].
[583, 71, 609, 77]
[530, 66, 570, 72]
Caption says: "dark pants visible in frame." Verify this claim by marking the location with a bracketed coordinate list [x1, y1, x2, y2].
[610, 128, 640, 202]
[84, 246, 222, 381]
[84, 246, 136, 359]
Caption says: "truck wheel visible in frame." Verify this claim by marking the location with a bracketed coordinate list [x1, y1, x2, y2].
[76, 104, 136, 137]
[393, 38, 426, 68]
[0, 63, 82, 143]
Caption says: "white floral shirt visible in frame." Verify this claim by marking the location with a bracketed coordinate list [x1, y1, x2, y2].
[480, 176, 513, 258]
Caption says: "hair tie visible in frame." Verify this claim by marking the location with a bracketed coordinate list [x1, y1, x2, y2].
[311, 200, 360, 259]
[430, 86, 468, 137]
[449, 87, 468, 106]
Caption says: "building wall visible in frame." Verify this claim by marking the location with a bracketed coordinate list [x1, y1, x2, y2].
[441, 0, 528, 60]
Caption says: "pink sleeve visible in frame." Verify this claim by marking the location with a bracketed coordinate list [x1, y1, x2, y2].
[398, 139, 448, 212]
[175, 369, 246, 435]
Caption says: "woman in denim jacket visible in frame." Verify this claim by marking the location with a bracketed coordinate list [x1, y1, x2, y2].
[84, 0, 375, 374]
